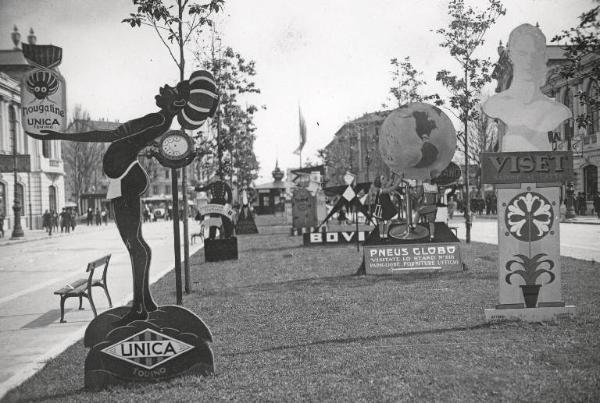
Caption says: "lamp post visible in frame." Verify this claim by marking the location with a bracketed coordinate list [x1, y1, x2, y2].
[11, 112, 24, 239]
[548, 129, 576, 219]
[565, 128, 577, 219]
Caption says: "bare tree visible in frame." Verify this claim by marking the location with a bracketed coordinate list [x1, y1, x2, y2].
[62, 106, 106, 211]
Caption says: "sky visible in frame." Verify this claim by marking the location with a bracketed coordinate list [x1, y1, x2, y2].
[0, 0, 594, 183]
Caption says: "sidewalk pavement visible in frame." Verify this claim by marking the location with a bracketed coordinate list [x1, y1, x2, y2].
[450, 212, 600, 225]
[0, 221, 118, 247]
[0, 220, 203, 399]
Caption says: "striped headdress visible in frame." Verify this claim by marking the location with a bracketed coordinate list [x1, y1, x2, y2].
[177, 70, 220, 130]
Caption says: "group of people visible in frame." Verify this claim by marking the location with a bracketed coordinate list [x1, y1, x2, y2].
[86, 208, 108, 226]
[42, 208, 76, 235]
[469, 192, 498, 216]
[575, 192, 600, 217]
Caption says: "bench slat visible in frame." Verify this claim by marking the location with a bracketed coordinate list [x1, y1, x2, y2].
[54, 278, 87, 295]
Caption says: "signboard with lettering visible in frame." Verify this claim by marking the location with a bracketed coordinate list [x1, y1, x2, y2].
[303, 231, 371, 246]
[21, 68, 67, 135]
[0, 154, 31, 172]
[432, 162, 461, 186]
[364, 242, 462, 274]
[84, 305, 213, 390]
[292, 188, 317, 229]
[198, 203, 235, 220]
[480, 152, 573, 184]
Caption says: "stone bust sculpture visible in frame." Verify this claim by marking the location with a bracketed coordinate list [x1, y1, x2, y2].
[483, 23, 571, 152]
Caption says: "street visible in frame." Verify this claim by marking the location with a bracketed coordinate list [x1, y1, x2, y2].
[449, 216, 600, 261]
[0, 220, 203, 398]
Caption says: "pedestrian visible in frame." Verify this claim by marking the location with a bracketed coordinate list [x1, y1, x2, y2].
[52, 210, 59, 232]
[0, 213, 4, 238]
[485, 195, 492, 215]
[143, 207, 150, 223]
[87, 208, 93, 226]
[42, 210, 52, 235]
[490, 193, 497, 215]
[577, 192, 587, 215]
[593, 192, 600, 219]
[101, 208, 108, 225]
[59, 208, 70, 233]
[95, 208, 101, 226]
[70, 210, 76, 231]
[447, 196, 456, 219]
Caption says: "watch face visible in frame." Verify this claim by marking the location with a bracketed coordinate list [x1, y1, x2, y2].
[161, 134, 190, 159]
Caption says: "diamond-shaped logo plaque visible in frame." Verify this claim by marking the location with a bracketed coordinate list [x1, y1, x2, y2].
[101, 328, 194, 370]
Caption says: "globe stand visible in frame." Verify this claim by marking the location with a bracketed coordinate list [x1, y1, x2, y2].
[389, 223, 429, 240]
[389, 180, 429, 241]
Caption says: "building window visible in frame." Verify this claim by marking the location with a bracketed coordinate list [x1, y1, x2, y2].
[153, 185, 159, 195]
[42, 140, 51, 158]
[16, 183, 24, 215]
[588, 80, 599, 140]
[48, 186, 57, 212]
[563, 87, 574, 144]
[165, 185, 171, 194]
[583, 165, 598, 200]
[564, 88, 575, 141]
[0, 182, 5, 217]
[8, 106, 16, 152]
[165, 169, 170, 179]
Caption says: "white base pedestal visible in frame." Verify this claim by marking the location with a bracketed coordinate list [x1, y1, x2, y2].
[484, 305, 576, 322]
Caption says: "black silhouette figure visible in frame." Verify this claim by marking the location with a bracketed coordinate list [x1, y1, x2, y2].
[26, 72, 218, 326]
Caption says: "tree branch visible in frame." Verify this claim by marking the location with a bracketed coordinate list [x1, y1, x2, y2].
[151, 20, 181, 68]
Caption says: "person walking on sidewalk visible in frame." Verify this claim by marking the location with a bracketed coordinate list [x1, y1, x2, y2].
[70, 210, 76, 231]
[59, 208, 70, 233]
[42, 210, 52, 236]
[51, 210, 59, 233]
[86, 208, 93, 225]
[101, 208, 108, 225]
[0, 213, 4, 238]
[593, 192, 600, 219]
[577, 192, 587, 216]
[95, 208, 101, 226]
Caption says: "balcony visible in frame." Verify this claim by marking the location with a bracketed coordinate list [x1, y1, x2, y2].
[40, 157, 64, 175]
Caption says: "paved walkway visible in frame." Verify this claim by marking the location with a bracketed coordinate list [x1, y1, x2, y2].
[0, 220, 203, 399]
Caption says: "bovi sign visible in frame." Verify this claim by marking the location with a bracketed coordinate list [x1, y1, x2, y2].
[303, 231, 371, 246]
[364, 242, 462, 274]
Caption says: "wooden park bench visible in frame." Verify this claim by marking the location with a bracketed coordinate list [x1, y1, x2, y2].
[54, 254, 113, 323]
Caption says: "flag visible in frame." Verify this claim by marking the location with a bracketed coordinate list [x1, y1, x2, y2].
[294, 105, 307, 155]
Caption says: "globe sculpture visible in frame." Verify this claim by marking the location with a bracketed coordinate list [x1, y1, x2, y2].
[379, 102, 456, 181]
[379, 103, 456, 240]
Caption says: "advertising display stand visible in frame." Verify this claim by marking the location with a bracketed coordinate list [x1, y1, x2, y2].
[481, 24, 576, 322]
[356, 102, 462, 275]
[196, 180, 239, 262]
[25, 71, 220, 389]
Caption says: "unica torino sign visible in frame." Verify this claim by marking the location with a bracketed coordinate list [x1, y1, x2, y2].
[21, 68, 67, 135]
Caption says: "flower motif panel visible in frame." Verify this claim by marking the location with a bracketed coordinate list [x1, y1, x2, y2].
[504, 192, 554, 242]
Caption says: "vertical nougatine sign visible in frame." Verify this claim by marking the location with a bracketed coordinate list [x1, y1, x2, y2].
[21, 68, 67, 135]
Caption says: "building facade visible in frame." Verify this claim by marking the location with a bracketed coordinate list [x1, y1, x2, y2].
[492, 40, 599, 212]
[322, 111, 392, 188]
[0, 28, 65, 230]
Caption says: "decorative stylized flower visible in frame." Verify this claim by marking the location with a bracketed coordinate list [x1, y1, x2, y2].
[505, 253, 555, 286]
[505, 192, 554, 242]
